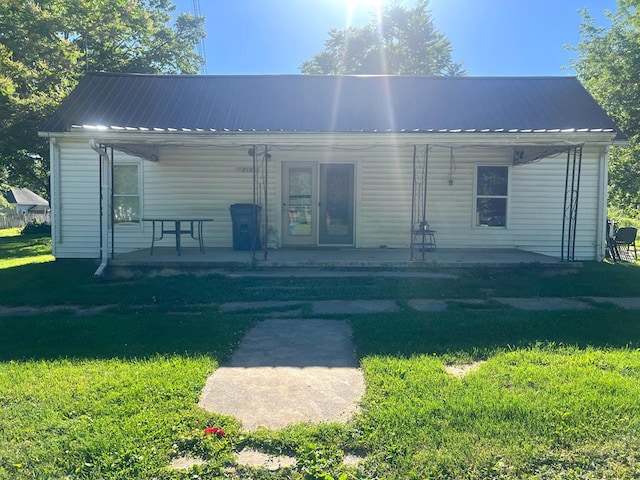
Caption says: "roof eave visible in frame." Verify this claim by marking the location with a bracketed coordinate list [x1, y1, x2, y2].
[38, 128, 619, 147]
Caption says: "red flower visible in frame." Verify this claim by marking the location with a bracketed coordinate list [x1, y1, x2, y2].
[203, 427, 226, 437]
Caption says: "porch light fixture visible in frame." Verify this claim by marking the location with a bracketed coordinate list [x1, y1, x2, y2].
[247, 147, 271, 160]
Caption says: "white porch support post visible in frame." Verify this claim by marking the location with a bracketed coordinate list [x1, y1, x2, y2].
[91, 140, 111, 276]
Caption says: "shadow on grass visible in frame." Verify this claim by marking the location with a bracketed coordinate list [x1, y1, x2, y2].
[2, 259, 640, 308]
[351, 306, 640, 360]
[0, 309, 255, 362]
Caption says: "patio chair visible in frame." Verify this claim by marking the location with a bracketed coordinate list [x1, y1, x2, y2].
[614, 227, 637, 262]
[605, 219, 620, 262]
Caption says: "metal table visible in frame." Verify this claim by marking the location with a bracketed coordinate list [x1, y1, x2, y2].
[142, 218, 213, 256]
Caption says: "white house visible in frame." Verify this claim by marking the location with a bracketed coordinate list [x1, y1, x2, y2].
[39, 73, 624, 270]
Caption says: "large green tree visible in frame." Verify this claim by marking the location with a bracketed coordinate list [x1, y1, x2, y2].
[571, 0, 640, 217]
[301, 0, 464, 76]
[0, 0, 205, 197]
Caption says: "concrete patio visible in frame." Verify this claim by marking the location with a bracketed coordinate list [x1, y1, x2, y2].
[109, 246, 570, 270]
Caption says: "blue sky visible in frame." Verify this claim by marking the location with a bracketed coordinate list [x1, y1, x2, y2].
[174, 0, 618, 76]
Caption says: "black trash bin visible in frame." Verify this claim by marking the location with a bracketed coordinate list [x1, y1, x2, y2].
[229, 204, 262, 250]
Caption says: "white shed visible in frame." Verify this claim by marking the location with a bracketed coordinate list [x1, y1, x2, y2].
[3, 187, 49, 215]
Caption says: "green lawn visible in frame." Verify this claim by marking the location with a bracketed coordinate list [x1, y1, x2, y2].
[0, 228, 54, 269]
[2, 228, 640, 479]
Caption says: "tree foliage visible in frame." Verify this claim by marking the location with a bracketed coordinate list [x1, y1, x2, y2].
[0, 0, 205, 197]
[300, 0, 464, 76]
[571, 1, 640, 217]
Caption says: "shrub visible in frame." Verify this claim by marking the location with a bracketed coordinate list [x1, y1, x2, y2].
[21, 220, 51, 235]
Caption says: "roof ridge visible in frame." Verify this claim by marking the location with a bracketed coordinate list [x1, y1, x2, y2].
[83, 72, 578, 81]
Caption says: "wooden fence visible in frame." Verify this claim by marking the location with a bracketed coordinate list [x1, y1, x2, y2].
[0, 213, 51, 230]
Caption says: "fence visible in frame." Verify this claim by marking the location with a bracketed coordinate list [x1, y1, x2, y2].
[0, 212, 51, 230]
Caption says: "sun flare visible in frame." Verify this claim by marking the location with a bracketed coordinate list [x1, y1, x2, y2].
[343, 0, 385, 27]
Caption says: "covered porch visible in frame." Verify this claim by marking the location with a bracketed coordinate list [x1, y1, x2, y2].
[40, 75, 623, 272]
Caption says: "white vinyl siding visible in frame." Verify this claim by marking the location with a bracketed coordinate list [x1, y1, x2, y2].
[53, 139, 101, 258]
[142, 147, 278, 252]
[51, 137, 606, 260]
[356, 144, 603, 259]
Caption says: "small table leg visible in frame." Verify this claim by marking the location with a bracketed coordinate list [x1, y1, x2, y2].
[199, 221, 205, 253]
[175, 220, 181, 256]
[150, 221, 156, 256]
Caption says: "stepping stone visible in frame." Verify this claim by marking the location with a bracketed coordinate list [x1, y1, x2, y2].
[588, 297, 640, 309]
[198, 319, 365, 431]
[219, 300, 305, 313]
[168, 455, 206, 470]
[494, 297, 592, 310]
[236, 449, 296, 471]
[407, 299, 448, 312]
[312, 299, 399, 315]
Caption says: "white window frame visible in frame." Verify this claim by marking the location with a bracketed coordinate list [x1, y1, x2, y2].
[113, 161, 142, 227]
[474, 164, 509, 228]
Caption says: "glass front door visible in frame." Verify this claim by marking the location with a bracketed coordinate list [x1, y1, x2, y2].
[282, 163, 316, 246]
[282, 162, 354, 247]
[319, 164, 354, 245]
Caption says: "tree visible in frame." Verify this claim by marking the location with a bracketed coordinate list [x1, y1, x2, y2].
[571, 1, 640, 218]
[300, 0, 464, 76]
[0, 0, 205, 197]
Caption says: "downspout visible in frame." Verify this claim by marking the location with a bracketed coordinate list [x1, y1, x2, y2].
[90, 139, 110, 276]
[596, 146, 610, 260]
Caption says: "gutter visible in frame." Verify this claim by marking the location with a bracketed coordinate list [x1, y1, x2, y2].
[90, 139, 110, 277]
[43, 129, 621, 149]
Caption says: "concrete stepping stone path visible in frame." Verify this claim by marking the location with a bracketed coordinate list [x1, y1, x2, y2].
[198, 318, 365, 431]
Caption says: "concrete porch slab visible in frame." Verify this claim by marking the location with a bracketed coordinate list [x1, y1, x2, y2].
[109, 247, 567, 271]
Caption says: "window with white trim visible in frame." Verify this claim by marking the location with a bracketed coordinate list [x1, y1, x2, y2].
[113, 163, 141, 224]
[475, 165, 508, 227]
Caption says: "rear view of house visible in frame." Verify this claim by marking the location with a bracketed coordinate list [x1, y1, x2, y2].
[39, 73, 623, 268]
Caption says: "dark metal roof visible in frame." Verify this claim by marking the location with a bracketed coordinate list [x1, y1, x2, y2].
[42, 73, 624, 139]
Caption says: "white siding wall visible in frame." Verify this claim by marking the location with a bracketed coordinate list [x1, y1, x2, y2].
[53, 137, 606, 260]
[357, 144, 604, 259]
[54, 139, 101, 258]
[142, 146, 278, 252]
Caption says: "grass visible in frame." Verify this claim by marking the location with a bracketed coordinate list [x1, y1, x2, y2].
[353, 348, 640, 479]
[2, 228, 640, 478]
[1, 356, 224, 479]
[0, 229, 54, 269]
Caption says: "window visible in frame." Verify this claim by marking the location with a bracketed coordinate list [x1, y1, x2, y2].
[475, 165, 508, 227]
[113, 163, 140, 224]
